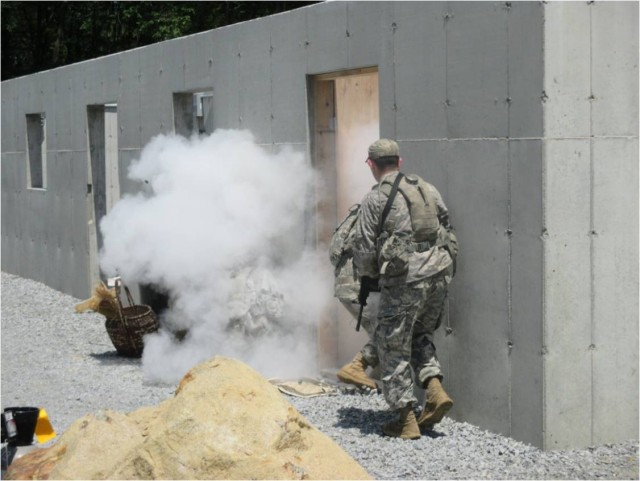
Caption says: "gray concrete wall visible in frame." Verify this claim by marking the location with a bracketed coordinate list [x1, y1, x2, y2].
[2, 67, 93, 296]
[386, 1, 548, 447]
[542, 1, 639, 449]
[1, 1, 637, 450]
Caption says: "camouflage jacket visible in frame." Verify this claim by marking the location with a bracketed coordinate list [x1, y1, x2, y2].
[353, 171, 452, 287]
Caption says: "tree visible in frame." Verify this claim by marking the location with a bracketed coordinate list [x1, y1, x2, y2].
[1, 2, 317, 81]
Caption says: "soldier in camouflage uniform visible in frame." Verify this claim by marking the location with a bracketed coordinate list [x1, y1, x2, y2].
[352, 139, 457, 440]
[329, 205, 379, 390]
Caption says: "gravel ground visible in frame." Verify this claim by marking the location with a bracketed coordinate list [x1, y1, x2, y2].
[1, 271, 638, 479]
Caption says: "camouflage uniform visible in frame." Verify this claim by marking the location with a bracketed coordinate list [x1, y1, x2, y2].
[353, 170, 452, 410]
[334, 256, 379, 367]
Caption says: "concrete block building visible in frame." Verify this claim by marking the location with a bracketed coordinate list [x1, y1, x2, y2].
[2, 1, 637, 450]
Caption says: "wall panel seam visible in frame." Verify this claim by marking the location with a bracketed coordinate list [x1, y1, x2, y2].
[541, 3, 547, 450]
[588, 2, 595, 446]
[506, 2, 513, 439]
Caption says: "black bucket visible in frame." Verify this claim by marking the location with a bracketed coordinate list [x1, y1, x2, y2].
[3, 407, 39, 446]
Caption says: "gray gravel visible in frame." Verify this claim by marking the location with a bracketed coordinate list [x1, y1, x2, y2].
[1, 271, 638, 480]
[289, 394, 639, 480]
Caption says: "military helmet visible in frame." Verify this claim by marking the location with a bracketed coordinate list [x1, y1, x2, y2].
[368, 139, 400, 160]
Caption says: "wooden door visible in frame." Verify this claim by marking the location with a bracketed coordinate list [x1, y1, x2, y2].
[311, 68, 379, 368]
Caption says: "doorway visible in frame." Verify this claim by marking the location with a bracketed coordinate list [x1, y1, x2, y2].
[87, 103, 119, 286]
[309, 67, 380, 368]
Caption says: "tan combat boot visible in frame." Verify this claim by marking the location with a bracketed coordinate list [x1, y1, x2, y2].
[382, 405, 421, 440]
[336, 353, 377, 390]
[417, 377, 453, 428]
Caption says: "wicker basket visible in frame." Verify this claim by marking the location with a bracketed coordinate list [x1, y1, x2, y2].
[105, 284, 159, 358]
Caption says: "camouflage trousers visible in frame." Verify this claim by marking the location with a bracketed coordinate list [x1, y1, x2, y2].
[340, 294, 380, 367]
[374, 270, 449, 410]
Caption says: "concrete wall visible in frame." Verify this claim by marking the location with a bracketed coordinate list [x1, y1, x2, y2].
[542, 1, 639, 449]
[1, 1, 637, 450]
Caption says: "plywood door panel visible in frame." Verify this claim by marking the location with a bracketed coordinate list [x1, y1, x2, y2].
[334, 72, 379, 366]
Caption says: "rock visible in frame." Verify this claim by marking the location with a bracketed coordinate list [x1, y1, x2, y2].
[6, 357, 371, 480]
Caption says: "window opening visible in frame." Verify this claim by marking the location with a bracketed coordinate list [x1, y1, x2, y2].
[26, 113, 46, 189]
[173, 90, 214, 136]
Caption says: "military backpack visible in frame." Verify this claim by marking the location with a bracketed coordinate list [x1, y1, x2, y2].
[329, 203, 360, 268]
[379, 173, 440, 245]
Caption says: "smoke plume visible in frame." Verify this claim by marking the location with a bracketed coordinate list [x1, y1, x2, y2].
[99, 129, 333, 384]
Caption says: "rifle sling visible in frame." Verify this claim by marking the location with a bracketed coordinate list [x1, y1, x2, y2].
[378, 172, 404, 235]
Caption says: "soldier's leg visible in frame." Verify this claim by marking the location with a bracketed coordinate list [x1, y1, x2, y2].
[375, 283, 423, 410]
[410, 271, 452, 428]
[376, 283, 424, 439]
[411, 271, 449, 384]
[360, 292, 380, 367]
[337, 299, 378, 389]
[340, 294, 380, 366]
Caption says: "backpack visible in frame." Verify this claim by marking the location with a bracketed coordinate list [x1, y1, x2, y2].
[380, 174, 440, 244]
[329, 204, 360, 267]
[377, 173, 459, 278]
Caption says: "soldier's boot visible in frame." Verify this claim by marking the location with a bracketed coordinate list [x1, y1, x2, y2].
[382, 405, 421, 440]
[417, 377, 453, 428]
[336, 353, 377, 390]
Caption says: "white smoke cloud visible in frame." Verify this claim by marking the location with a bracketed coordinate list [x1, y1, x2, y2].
[99, 129, 333, 385]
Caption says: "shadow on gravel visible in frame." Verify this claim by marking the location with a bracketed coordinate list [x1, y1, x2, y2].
[90, 351, 142, 366]
[336, 406, 447, 439]
[420, 428, 446, 439]
[336, 406, 395, 435]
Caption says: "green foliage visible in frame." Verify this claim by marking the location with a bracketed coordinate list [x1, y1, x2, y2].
[1, 1, 317, 80]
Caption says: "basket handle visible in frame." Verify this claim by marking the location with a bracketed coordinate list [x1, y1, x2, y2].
[123, 286, 136, 307]
[114, 282, 138, 354]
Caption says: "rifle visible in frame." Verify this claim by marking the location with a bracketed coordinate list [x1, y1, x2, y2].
[356, 303, 365, 332]
[356, 276, 379, 332]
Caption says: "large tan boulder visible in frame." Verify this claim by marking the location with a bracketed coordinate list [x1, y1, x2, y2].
[6, 357, 371, 480]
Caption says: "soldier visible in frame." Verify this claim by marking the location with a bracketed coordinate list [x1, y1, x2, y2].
[329, 204, 379, 390]
[352, 139, 458, 440]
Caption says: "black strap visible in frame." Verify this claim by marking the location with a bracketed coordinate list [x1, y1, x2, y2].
[378, 172, 404, 235]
